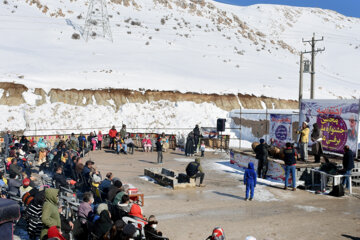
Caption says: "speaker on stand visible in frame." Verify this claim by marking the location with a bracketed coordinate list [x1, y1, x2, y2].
[217, 119, 226, 152]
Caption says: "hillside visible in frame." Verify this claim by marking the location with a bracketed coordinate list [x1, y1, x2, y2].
[0, 0, 359, 143]
[0, 0, 359, 99]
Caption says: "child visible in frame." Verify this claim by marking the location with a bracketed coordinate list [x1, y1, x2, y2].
[200, 141, 206, 157]
[244, 162, 257, 201]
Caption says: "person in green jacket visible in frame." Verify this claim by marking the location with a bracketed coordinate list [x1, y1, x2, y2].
[41, 188, 61, 240]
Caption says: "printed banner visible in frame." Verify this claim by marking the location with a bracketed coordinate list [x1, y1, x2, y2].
[201, 127, 218, 139]
[269, 114, 293, 148]
[230, 151, 287, 183]
[299, 99, 360, 156]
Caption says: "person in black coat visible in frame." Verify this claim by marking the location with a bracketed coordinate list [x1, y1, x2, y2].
[185, 132, 195, 157]
[283, 142, 297, 191]
[53, 166, 69, 188]
[193, 125, 201, 152]
[342, 145, 354, 189]
[156, 137, 163, 164]
[311, 123, 323, 163]
[254, 139, 269, 179]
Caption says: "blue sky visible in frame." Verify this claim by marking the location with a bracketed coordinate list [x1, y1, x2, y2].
[214, 0, 360, 18]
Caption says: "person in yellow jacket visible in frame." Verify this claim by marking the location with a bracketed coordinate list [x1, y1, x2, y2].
[296, 122, 310, 162]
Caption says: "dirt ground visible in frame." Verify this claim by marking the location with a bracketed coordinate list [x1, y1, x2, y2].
[85, 149, 360, 240]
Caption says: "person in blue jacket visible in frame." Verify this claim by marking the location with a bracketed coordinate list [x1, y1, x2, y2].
[244, 162, 257, 201]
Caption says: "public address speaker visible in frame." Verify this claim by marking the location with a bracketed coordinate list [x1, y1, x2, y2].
[217, 118, 226, 132]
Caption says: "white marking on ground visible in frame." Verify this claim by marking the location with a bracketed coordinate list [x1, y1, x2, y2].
[295, 205, 325, 212]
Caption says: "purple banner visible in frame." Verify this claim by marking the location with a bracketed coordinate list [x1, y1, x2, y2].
[269, 114, 292, 148]
[300, 99, 360, 156]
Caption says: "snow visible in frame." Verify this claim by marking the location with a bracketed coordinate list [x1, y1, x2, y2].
[0, 0, 359, 100]
[22, 90, 42, 105]
[295, 205, 325, 212]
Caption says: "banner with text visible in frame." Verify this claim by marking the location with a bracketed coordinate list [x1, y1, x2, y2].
[299, 99, 360, 156]
[269, 114, 293, 148]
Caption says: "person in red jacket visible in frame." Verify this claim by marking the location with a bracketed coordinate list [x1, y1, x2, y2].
[108, 126, 117, 150]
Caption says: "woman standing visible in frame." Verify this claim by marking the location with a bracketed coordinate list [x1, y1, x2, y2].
[97, 131, 103, 150]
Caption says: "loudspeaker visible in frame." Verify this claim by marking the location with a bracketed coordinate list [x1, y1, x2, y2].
[217, 118, 226, 132]
[329, 184, 344, 197]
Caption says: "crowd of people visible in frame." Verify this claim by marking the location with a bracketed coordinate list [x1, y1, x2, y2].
[1, 128, 172, 240]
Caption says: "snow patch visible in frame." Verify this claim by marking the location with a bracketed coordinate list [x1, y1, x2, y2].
[22, 90, 42, 105]
[295, 205, 325, 212]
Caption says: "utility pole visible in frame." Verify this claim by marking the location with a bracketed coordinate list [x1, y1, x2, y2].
[298, 52, 303, 109]
[302, 33, 325, 99]
[83, 0, 113, 42]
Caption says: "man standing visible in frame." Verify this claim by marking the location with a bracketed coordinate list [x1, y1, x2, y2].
[193, 125, 201, 152]
[108, 126, 117, 150]
[186, 158, 205, 187]
[254, 139, 269, 179]
[296, 122, 310, 162]
[283, 142, 297, 191]
[342, 145, 354, 190]
[156, 137, 163, 164]
[120, 124, 127, 140]
[3, 130, 12, 159]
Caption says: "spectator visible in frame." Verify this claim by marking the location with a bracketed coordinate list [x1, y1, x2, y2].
[185, 132, 195, 157]
[311, 123, 323, 163]
[186, 158, 205, 187]
[78, 192, 94, 224]
[78, 133, 87, 151]
[47, 226, 66, 240]
[97, 131, 103, 150]
[3, 130, 12, 158]
[93, 210, 113, 239]
[122, 223, 137, 240]
[108, 126, 117, 150]
[7, 173, 22, 196]
[296, 122, 310, 162]
[58, 203, 74, 240]
[82, 160, 95, 185]
[41, 188, 61, 240]
[99, 172, 113, 196]
[118, 194, 131, 212]
[284, 142, 297, 191]
[206, 227, 226, 240]
[193, 124, 201, 152]
[113, 184, 127, 205]
[200, 140, 206, 157]
[9, 158, 22, 177]
[0, 171, 7, 187]
[26, 190, 45, 240]
[156, 137, 163, 164]
[120, 124, 127, 140]
[145, 215, 163, 239]
[20, 178, 33, 198]
[160, 132, 169, 152]
[244, 162, 257, 201]
[125, 135, 135, 154]
[254, 139, 269, 179]
[142, 136, 152, 152]
[129, 204, 147, 224]
[342, 145, 354, 190]
[53, 166, 70, 188]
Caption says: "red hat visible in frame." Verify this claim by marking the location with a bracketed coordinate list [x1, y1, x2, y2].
[22, 178, 30, 187]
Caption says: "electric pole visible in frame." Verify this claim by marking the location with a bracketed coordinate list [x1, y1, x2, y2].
[302, 33, 325, 99]
[298, 52, 303, 109]
[83, 0, 113, 42]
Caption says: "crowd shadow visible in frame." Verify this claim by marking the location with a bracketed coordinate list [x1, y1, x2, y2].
[170, 152, 186, 156]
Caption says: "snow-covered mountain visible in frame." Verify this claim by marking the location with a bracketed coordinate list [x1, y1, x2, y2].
[0, 0, 359, 142]
[1, 0, 359, 99]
